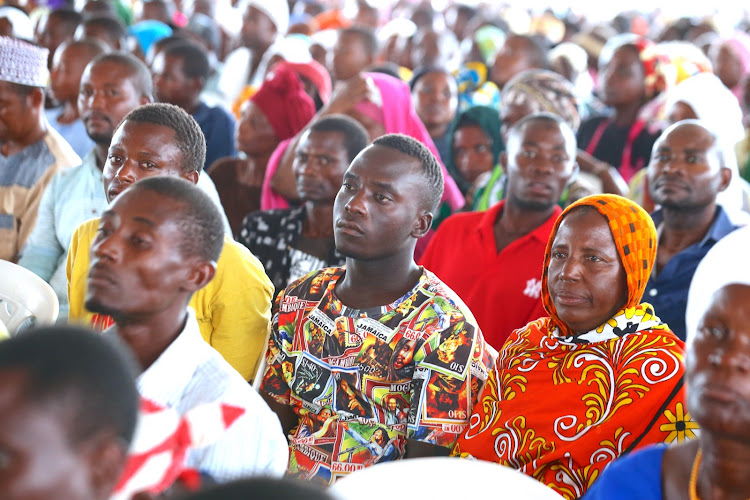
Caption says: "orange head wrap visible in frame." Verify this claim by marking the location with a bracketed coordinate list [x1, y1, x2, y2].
[541, 194, 657, 335]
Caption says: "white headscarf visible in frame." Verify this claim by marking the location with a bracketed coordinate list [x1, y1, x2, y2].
[686, 225, 750, 347]
[665, 73, 749, 222]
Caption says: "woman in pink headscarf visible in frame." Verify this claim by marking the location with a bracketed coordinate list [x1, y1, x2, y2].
[709, 31, 750, 104]
[263, 72, 465, 257]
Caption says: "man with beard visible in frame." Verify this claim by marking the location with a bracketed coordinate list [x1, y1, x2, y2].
[420, 113, 579, 350]
[644, 120, 737, 340]
[19, 52, 229, 320]
[260, 134, 494, 484]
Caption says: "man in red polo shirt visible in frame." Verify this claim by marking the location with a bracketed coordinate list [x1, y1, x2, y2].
[420, 113, 579, 350]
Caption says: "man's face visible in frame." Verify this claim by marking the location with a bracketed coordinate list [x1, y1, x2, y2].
[152, 53, 194, 108]
[293, 130, 350, 203]
[333, 145, 429, 260]
[50, 44, 91, 103]
[331, 32, 371, 82]
[0, 81, 33, 143]
[85, 189, 195, 318]
[0, 370, 93, 500]
[240, 6, 276, 50]
[37, 14, 73, 66]
[491, 36, 537, 89]
[79, 61, 148, 146]
[102, 120, 187, 203]
[648, 122, 729, 211]
[504, 119, 577, 212]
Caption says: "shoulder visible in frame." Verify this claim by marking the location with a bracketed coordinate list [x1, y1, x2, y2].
[73, 217, 101, 241]
[583, 445, 666, 500]
[282, 267, 342, 300]
[217, 236, 268, 275]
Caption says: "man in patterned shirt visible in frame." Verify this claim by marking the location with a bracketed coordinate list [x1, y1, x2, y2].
[237, 114, 369, 298]
[260, 133, 497, 483]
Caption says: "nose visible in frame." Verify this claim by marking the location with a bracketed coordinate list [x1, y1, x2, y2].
[557, 256, 582, 281]
[115, 159, 138, 186]
[92, 230, 120, 263]
[344, 189, 366, 217]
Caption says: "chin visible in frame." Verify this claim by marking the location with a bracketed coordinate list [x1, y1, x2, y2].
[84, 297, 120, 318]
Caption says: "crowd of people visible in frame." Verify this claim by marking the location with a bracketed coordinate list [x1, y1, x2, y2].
[2, 0, 750, 498]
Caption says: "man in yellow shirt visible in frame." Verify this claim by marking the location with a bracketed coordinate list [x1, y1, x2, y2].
[67, 103, 273, 381]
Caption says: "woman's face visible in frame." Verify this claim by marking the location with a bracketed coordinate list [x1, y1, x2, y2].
[547, 208, 628, 334]
[600, 45, 646, 107]
[235, 100, 279, 155]
[453, 124, 494, 183]
[712, 42, 745, 91]
[687, 284, 750, 435]
[412, 70, 458, 132]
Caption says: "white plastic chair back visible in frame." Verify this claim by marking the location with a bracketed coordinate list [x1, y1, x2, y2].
[330, 456, 565, 500]
[0, 260, 59, 335]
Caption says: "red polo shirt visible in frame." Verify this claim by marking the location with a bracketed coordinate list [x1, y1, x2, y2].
[419, 201, 561, 350]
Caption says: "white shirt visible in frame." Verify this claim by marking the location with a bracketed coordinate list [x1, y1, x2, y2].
[136, 309, 289, 481]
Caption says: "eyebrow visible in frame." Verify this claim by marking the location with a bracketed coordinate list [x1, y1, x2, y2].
[133, 216, 156, 227]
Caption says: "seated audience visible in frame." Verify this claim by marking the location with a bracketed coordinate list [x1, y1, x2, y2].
[152, 40, 237, 170]
[208, 63, 316, 234]
[452, 194, 689, 499]
[36, 8, 82, 68]
[66, 103, 274, 381]
[85, 176, 288, 480]
[421, 113, 577, 350]
[237, 115, 369, 298]
[585, 254, 750, 499]
[0, 325, 139, 500]
[260, 134, 496, 483]
[0, 36, 80, 262]
[644, 120, 738, 340]
[45, 39, 106, 158]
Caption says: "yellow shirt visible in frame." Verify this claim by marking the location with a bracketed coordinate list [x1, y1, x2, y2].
[66, 218, 273, 381]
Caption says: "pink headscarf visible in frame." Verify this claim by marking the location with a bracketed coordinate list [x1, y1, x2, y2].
[712, 31, 750, 103]
[260, 72, 465, 214]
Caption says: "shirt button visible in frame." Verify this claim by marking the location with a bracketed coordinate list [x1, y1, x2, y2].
[649, 288, 658, 297]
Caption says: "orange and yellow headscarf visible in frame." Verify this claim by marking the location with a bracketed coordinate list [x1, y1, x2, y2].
[540, 194, 657, 336]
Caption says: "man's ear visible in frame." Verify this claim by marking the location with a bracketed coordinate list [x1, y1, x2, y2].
[718, 166, 732, 193]
[29, 87, 45, 108]
[82, 432, 129, 499]
[411, 210, 433, 239]
[181, 170, 200, 185]
[184, 260, 217, 292]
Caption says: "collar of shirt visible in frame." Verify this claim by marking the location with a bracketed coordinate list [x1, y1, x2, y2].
[477, 200, 563, 247]
[136, 308, 203, 408]
[651, 205, 739, 248]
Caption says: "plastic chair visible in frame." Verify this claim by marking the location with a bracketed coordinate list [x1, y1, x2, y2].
[330, 456, 565, 500]
[0, 260, 59, 335]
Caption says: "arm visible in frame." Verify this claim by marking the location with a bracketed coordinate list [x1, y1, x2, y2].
[18, 174, 64, 281]
[576, 149, 629, 197]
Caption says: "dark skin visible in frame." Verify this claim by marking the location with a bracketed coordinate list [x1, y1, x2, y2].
[0, 83, 46, 157]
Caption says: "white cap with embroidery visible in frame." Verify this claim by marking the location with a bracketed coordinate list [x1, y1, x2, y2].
[0, 36, 49, 87]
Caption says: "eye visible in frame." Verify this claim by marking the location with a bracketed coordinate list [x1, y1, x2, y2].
[107, 155, 123, 165]
[319, 157, 330, 166]
[686, 155, 699, 164]
[551, 251, 566, 259]
[654, 153, 670, 162]
[342, 182, 354, 191]
[140, 161, 157, 170]
[519, 150, 536, 159]
[105, 88, 120, 98]
[374, 193, 390, 203]
[585, 255, 603, 262]
[130, 234, 151, 249]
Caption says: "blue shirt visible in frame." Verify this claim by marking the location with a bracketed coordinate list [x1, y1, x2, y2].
[192, 101, 236, 170]
[45, 107, 95, 160]
[582, 444, 665, 500]
[646, 206, 738, 340]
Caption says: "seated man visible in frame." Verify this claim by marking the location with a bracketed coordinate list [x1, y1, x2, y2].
[260, 133, 497, 484]
[152, 40, 237, 170]
[0, 325, 140, 500]
[645, 120, 738, 340]
[237, 114, 369, 298]
[66, 103, 274, 381]
[86, 176, 288, 480]
[0, 36, 80, 261]
[420, 114, 579, 350]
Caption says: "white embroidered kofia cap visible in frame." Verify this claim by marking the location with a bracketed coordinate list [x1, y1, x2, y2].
[0, 36, 49, 87]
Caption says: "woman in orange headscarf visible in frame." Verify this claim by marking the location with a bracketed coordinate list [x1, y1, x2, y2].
[452, 194, 692, 499]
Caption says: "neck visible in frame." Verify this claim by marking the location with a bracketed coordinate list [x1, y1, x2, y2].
[659, 204, 716, 249]
[1, 115, 46, 157]
[497, 201, 556, 235]
[94, 143, 109, 171]
[180, 97, 201, 115]
[336, 253, 422, 309]
[238, 152, 272, 185]
[113, 306, 188, 371]
[697, 435, 750, 499]
[303, 201, 335, 238]
[612, 101, 643, 127]
[426, 121, 449, 139]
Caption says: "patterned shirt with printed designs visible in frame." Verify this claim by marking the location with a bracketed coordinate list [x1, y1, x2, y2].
[260, 266, 497, 484]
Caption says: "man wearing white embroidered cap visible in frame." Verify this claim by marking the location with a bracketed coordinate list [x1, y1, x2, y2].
[215, 0, 289, 109]
[0, 36, 79, 261]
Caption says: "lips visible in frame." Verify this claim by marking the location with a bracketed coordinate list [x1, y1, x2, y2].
[654, 178, 689, 191]
[83, 111, 111, 127]
[526, 181, 554, 196]
[698, 383, 744, 405]
[553, 290, 589, 306]
[335, 219, 365, 236]
[87, 262, 117, 288]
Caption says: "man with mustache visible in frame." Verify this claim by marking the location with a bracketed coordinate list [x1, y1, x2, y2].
[64, 102, 274, 382]
[644, 120, 737, 340]
[420, 113, 579, 350]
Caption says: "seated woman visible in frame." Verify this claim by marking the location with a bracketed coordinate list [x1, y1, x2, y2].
[409, 66, 459, 163]
[584, 246, 750, 499]
[452, 194, 689, 499]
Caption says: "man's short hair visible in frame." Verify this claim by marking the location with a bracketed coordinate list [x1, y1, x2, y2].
[81, 15, 127, 44]
[48, 8, 84, 34]
[506, 112, 577, 157]
[372, 133, 444, 212]
[339, 26, 378, 57]
[89, 51, 153, 98]
[128, 176, 224, 262]
[120, 102, 206, 173]
[163, 41, 209, 81]
[0, 325, 139, 445]
[308, 114, 369, 163]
